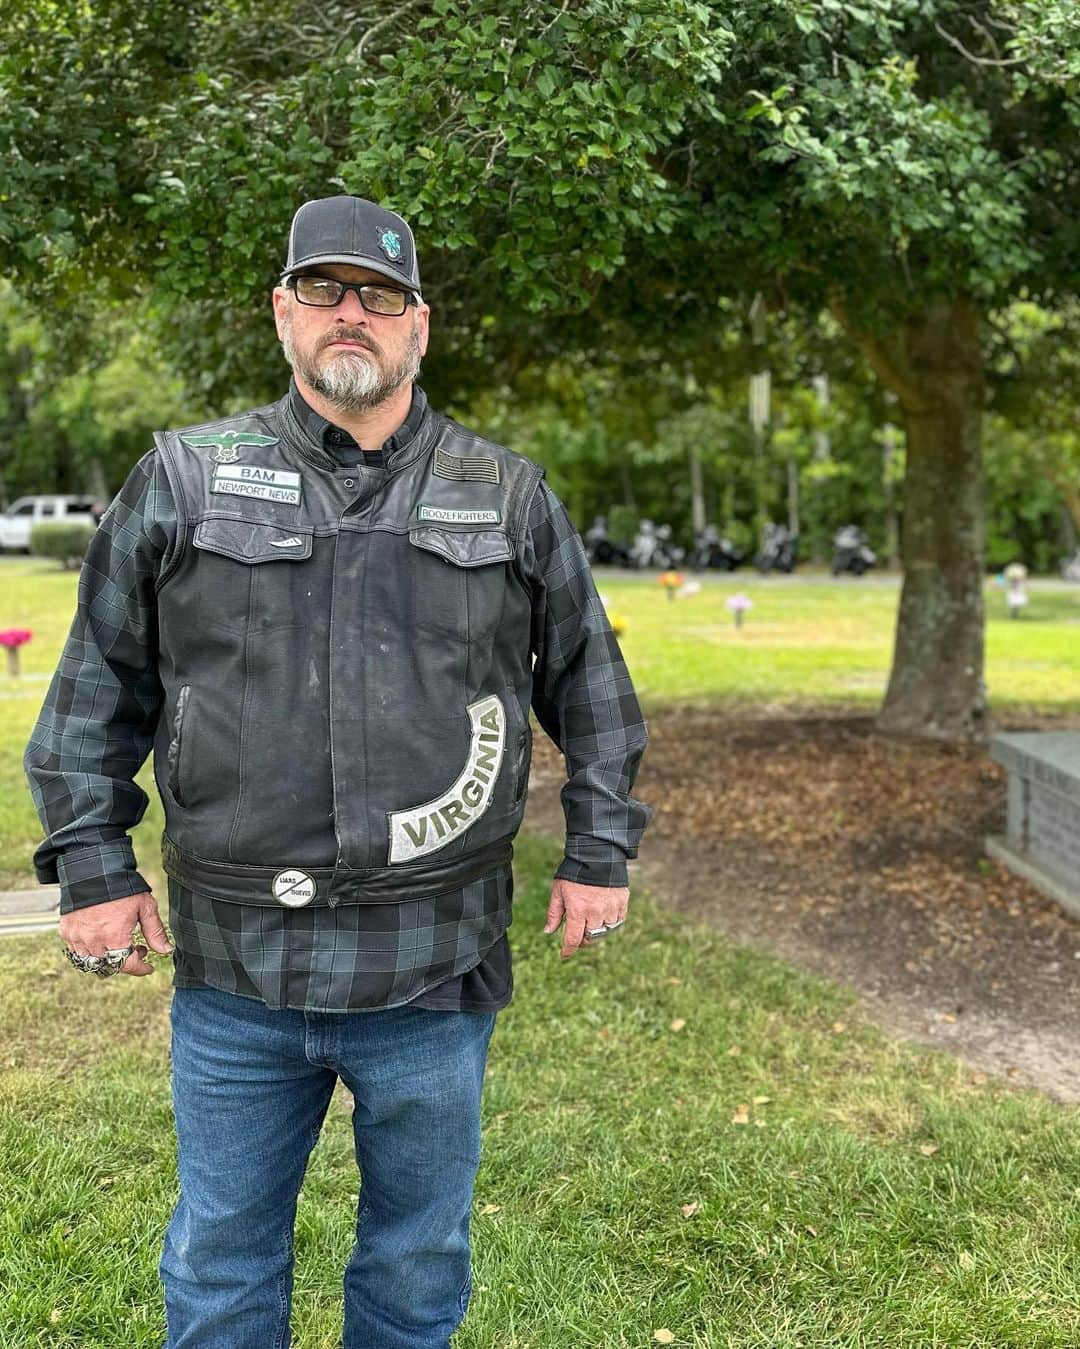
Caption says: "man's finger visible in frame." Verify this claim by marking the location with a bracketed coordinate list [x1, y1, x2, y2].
[122, 944, 153, 978]
[138, 894, 173, 954]
[543, 888, 565, 935]
[561, 912, 588, 960]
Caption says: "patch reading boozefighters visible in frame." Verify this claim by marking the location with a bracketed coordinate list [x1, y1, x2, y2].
[272, 869, 316, 907]
[416, 504, 501, 525]
[388, 694, 506, 863]
[211, 464, 302, 506]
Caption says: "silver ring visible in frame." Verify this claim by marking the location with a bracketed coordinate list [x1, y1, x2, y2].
[65, 948, 103, 973]
[64, 944, 134, 977]
[585, 919, 625, 942]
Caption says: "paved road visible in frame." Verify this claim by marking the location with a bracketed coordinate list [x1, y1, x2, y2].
[0, 888, 60, 937]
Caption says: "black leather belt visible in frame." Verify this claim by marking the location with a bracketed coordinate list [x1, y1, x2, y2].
[161, 834, 514, 906]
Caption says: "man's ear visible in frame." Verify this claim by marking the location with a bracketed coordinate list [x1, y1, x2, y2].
[271, 285, 289, 341]
[416, 302, 431, 357]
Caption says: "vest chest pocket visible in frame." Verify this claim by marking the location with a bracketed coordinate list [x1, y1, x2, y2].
[407, 527, 514, 643]
[192, 517, 315, 630]
[193, 517, 314, 564]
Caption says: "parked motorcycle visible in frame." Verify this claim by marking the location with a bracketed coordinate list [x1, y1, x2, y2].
[832, 524, 877, 576]
[690, 524, 745, 572]
[584, 515, 633, 568]
[630, 519, 686, 570]
[754, 522, 799, 574]
[1060, 549, 1080, 583]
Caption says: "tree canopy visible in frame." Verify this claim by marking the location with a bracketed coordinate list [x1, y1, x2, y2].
[2, 0, 1078, 738]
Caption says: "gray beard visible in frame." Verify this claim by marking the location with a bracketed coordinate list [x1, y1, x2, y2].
[282, 316, 421, 413]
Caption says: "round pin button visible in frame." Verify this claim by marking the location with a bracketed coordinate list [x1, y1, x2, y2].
[272, 869, 317, 907]
[343, 478, 355, 488]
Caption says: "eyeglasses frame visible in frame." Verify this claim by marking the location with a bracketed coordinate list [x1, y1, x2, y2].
[285, 273, 419, 317]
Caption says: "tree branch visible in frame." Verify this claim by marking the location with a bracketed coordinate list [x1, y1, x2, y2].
[934, 22, 1025, 68]
[828, 294, 930, 412]
[349, 0, 426, 65]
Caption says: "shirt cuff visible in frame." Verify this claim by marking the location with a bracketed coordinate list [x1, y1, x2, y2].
[52, 840, 152, 914]
[555, 836, 631, 888]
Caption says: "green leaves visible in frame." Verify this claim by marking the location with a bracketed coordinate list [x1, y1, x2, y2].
[0, 0, 1075, 402]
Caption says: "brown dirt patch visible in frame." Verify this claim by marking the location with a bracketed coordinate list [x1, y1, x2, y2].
[523, 708, 1080, 1102]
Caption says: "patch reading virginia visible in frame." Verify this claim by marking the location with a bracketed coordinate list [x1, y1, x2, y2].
[211, 464, 302, 506]
[272, 869, 316, 907]
[416, 504, 501, 525]
[388, 694, 506, 863]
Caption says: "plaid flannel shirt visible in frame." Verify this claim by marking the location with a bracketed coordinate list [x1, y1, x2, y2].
[24, 389, 651, 1011]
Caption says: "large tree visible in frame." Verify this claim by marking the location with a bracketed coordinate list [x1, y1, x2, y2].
[2, 0, 1077, 739]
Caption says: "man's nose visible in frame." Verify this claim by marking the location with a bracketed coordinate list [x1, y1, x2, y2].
[332, 288, 370, 323]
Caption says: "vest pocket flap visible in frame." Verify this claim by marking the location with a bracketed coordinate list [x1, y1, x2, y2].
[194, 518, 313, 564]
[408, 527, 513, 568]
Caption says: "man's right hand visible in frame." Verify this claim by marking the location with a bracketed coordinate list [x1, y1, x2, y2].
[58, 891, 173, 977]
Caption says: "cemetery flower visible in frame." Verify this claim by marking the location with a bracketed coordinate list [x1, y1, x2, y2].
[659, 570, 684, 600]
[0, 628, 32, 676]
[726, 593, 753, 628]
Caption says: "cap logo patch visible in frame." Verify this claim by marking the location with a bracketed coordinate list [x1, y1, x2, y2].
[378, 228, 403, 262]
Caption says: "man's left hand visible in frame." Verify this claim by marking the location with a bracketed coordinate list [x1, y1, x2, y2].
[544, 878, 629, 960]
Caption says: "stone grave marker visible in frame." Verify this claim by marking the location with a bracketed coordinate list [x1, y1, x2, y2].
[987, 731, 1080, 920]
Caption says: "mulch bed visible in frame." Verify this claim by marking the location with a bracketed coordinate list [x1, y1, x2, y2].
[523, 707, 1080, 1102]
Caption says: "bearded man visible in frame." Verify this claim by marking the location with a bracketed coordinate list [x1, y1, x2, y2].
[25, 195, 651, 1349]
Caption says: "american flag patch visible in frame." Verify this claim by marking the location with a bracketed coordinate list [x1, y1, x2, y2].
[433, 446, 501, 484]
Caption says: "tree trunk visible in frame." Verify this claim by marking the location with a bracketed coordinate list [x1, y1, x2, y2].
[834, 296, 987, 742]
[787, 452, 799, 536]
[881, 422, 901, 571]
[1056, 484, 1080, 540]
[689, 445, 706, 536]
[618, 459, 636, 509]
[1060, 502, 1078, 553]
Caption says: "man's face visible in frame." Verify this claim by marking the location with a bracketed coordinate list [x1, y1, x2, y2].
[272, 263, 430, 414]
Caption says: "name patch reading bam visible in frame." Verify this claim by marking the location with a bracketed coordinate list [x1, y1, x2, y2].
[211, 464, 303, 505]
[388, 694, 506, 863]
[416, 504, 501, 525]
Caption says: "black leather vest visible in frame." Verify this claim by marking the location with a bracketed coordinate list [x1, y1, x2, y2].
[151, 391, 545, 908]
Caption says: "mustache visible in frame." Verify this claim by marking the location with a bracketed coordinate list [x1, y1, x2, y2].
[318, 328, 378, 354]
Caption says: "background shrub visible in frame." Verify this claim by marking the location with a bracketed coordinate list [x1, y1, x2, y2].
[30, 521, 96, 570]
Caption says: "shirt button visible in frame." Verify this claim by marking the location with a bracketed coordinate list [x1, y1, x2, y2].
[343, 478, 355, 488]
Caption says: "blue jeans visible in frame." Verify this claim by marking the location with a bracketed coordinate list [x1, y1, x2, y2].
[160, 986, 497, 1348]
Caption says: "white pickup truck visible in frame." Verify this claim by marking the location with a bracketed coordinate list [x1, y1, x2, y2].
[0, 496, 99, 552]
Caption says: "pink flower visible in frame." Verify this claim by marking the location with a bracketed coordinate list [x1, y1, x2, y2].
[0, 629, 32, 648]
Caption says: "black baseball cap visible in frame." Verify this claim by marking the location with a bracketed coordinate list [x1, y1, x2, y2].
[281, 195, 422, 296]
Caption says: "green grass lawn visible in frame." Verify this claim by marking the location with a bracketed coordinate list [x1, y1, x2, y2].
[3, 561, 1080, 1346]
[2, 835, 1078, 1348]
[598, 572, 1080, 713]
